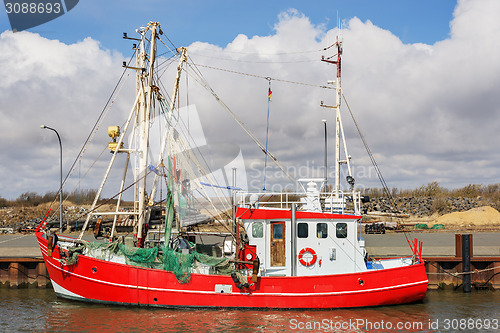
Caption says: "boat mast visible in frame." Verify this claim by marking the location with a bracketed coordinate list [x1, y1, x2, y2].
[321, 33, 354, 199]
[77, 23, 161, 241]
[146, 47, 187, 231]
[334, 38, 342, 199]
[136, 22, 159, 243]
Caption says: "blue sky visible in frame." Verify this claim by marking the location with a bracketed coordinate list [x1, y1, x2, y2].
[1, 0, 456, 52]
[4, 0, 500, 200]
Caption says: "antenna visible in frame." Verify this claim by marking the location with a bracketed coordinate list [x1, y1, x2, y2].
[336, 12, 343, 43]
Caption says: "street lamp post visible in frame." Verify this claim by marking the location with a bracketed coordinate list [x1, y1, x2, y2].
[40, 125, 63, 233]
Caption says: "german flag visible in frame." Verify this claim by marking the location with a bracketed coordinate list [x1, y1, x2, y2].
[268, 87, 272, 100]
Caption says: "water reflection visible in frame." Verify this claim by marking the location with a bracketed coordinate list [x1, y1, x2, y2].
[1, 289, 499, 332]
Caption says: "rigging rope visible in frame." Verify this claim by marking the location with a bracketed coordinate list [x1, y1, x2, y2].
[183, 61, 304, 190]
[156, 95, 233, 216]
[152, 87, 236, 236]
[189, 52, 322, 64]
[192, 63, 334, 89]
[188, 43, 336, 56]
[342, 93, 392, 198]
[342, 92, 414, 252]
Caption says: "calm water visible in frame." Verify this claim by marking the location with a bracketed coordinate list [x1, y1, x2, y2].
[0, 289, 499, 332]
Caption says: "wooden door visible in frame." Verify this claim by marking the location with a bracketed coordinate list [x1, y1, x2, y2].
[270, 221, 286, 266]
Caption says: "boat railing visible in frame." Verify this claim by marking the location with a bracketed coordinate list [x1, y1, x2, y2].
[237, 190, 362, 215]
[237, 191, 303, 210]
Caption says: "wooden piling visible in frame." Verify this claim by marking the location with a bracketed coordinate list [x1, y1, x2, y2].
[0, 258, 50, 288]
[462, 234, 472, 293]
[423, 233, 500, 290]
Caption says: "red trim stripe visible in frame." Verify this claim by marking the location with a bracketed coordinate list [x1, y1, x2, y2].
[236, 207, 361, 220]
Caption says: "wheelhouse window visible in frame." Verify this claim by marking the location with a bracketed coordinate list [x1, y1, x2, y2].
[297, 223, 308, 238]
[336, 223, 347, 238]
[273, 223, 283, 239]
[317, 223, 328, 238]
[252, 222, 263, 238]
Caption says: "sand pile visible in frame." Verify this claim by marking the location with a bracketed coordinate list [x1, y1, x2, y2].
[432, 206, 500, 227]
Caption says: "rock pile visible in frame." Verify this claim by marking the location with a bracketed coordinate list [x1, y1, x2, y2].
[0, 205, 90, 233]
[0, 197, 493, 233]
[362, 196, 484, 217]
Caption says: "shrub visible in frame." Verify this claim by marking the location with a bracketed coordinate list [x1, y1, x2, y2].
[430, 197, 450, 214]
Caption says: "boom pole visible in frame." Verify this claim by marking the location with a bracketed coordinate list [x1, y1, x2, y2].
[137, 22, 158, 244]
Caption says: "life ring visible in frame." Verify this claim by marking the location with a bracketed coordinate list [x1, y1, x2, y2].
[298, 248, 317, 266]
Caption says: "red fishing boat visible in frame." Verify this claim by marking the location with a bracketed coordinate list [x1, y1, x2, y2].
[36, 21, 427, 309]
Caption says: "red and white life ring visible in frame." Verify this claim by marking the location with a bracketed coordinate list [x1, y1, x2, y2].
[298, 247, 317, 266]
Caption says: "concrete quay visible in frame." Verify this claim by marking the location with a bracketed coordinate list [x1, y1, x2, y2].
[368, 232, 500, 290]
[363, 231, 500, 257]
[0, 233, 97, 288]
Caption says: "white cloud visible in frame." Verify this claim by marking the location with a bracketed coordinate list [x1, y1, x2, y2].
[1, 0, 500, 200]
[188, 0, 500, 191]
[0, 31, 130, 199]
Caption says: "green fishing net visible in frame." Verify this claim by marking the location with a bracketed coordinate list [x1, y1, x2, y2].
[63, 240, 238, 284]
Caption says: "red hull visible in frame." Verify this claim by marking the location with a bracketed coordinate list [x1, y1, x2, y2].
[37, 232, 427, 309]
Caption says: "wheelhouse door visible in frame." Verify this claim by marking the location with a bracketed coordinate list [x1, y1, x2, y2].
[270, 221, 286, 266]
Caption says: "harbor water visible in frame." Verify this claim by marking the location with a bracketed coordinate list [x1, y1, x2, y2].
[0, 289, 498, 332]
